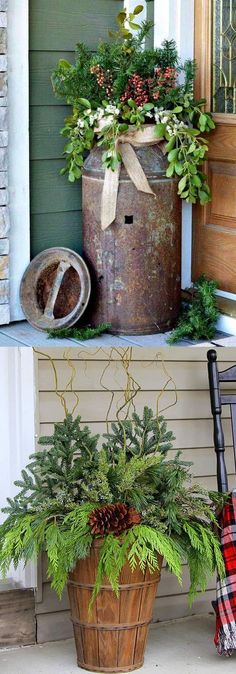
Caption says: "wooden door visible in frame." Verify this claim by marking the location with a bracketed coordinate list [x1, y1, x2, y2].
[193, 0, 236, 294]
[29, 0, 122, 258]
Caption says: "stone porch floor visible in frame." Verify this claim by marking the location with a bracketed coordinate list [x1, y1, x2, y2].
[0, 320, 235, 347]
[0, 616, 235, 674]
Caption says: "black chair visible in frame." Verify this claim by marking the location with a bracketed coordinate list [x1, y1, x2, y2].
[207, 349, 236, 493]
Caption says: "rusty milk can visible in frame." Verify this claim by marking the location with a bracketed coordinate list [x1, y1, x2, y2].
[82, 144, 181, 335]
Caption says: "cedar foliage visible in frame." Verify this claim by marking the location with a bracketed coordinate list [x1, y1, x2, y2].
[0, 409, 225, 607]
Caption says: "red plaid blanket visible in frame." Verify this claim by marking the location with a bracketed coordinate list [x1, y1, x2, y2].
[214, 490, 236, 656]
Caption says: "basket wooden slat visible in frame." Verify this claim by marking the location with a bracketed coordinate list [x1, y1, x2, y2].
[68, 540, 162, 673]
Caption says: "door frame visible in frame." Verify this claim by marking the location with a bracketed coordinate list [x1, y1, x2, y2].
[8, 0, 30, 322]
[193, 0, 236, 335]
[0, 348, 37, 589]
[8, 0, 236, 334]
[154, 0, 195, 292]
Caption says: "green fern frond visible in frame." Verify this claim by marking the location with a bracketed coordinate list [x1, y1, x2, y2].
[183, 522, 204, 553]
[128, 525, 182, 582]
[90, 534, 125, 609]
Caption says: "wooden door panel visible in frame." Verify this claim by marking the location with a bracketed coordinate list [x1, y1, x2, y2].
[209, 161, 236, 225]
[209, 125, 236, 160]
[193, 223, 236, 292]
[192, 0, 236, 293]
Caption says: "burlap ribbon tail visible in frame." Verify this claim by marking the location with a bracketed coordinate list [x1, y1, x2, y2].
[100, 125, 165, 230]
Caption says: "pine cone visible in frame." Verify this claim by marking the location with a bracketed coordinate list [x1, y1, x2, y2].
[88, 502, 141, 536]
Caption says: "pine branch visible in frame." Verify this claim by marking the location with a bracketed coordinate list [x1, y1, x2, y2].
[46, 323, 111, 341]
[2, 415, 99, 515]
[0, 406, 225, 610]
[168, 276, 219, 344]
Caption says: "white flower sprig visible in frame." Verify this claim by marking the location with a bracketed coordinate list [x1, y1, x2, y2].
[62, 95, 215, 202]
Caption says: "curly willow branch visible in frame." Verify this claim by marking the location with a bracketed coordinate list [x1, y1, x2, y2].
[111, 348, 141, 421]
[33, 348, 80, 417]
[155, 352, 178, 416]
[74, 347, 141, 433]
[33, 348, 178, 435]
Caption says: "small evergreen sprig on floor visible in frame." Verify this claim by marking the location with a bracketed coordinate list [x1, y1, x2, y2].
[46, 323, 111, 341]
[168, 275, 219, 344]
[0, 408, 225, 608]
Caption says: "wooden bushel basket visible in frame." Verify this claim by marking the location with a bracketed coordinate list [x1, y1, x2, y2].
[67, 540, 163, 673]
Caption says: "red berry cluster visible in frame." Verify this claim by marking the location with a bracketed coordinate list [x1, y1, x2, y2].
[120, 74, 149, 107]
[90, 64, 113, 97]
[120, 68, 177, 107]
[152, 67, 176, 100]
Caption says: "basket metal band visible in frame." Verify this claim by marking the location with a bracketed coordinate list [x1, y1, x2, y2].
[68, 578, 159, 591]
[71, 617, 151, 631]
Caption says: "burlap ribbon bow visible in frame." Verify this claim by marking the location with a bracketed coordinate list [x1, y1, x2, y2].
[97, 124, 165, 230]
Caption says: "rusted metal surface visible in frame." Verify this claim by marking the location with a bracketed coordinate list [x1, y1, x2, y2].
[82, 145, 181, 335]
[20, 247, 91, 331]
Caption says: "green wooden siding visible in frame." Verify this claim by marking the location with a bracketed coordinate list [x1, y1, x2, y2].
[29, 0, 122, 258]
[146, 1, 154, 49]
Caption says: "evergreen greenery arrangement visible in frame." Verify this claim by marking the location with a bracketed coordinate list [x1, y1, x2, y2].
[0, 408, 225, 609]
[46, 322, 111, 341]
[52, 4, 215, 206]
[168, 276, 219, 344]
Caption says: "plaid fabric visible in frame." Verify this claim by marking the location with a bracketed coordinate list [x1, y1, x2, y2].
[214, 489, 236, 656]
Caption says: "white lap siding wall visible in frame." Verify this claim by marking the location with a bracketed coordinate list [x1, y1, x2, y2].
[34, 347, 236, 643]
[0, 0, 8, 324]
